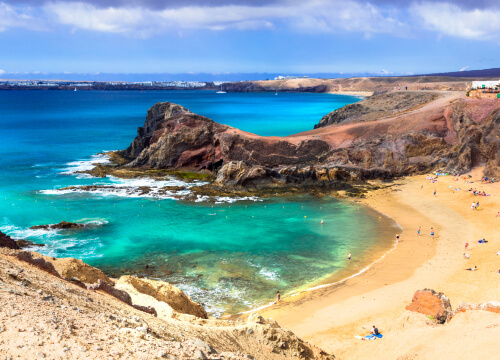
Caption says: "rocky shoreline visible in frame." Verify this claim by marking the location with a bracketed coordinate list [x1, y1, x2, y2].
[0, 244, 336, 359]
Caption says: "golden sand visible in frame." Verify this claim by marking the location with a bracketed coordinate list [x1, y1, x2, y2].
[259, 168, 500, 359]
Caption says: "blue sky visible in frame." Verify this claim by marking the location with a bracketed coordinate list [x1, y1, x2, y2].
[1, 0, 500, 79]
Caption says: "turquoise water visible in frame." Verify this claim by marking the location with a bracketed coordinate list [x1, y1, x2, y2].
[0, 90, 398, 316]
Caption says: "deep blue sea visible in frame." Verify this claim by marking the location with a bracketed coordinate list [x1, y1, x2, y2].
[0, 90, 398, 316]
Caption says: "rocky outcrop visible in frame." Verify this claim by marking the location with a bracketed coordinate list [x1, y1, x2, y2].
[451, 301, 500, 318]
[0, 231, 20, 250]
[51, 257, 113, 285]
[88, 279, 133, 305]
[14, 251, 61, 278]
[117, 276, 208, 319]
[314, 92, 438, 128]
[447, 107, 500, 175]
[30, 221, 85, 230]
[405, 289, 453, 324]
[15, 239, 45, 248]
[123, 102, 229, 170]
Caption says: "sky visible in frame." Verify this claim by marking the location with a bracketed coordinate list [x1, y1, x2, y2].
[1, 0, 500, 80]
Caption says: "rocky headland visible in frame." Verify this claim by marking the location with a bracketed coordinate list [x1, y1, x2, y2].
[72, 90, 500, 199]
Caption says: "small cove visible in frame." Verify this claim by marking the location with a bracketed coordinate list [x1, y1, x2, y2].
[0, 89, 399, 316]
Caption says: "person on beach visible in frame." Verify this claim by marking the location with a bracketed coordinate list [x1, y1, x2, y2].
[477, 239, 488, 244]
[463, 253, 469, 259]
[276, 291, 281, 303]
[496, 212, 500, 217]
[417, 226, 421, 236]
[372, 326, 379, 335]
[476, 201, 480, 210]
[396, 234, 400, 244]
[321, 219, 324, 224]
[431, 228, 435, 239]
[465, 242, 469, 251]
[434, 189, 436, 196]
[471, 202, 476, 210]
[348, 252, 351, 264]
[465, 266, 477, 271]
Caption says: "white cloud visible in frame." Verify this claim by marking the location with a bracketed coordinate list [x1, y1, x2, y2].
[0, 69, 5, 74]
[412, 2, 500, 41]
[460, 66, 470, 71]
[0, 2, 46, 31]
[40, 0, 407, 37]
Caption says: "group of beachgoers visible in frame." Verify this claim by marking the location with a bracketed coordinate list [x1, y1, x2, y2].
[469, 188, 489, 196]
[429, 173, 500, 273]
[274, 172, 500, 316]
[471, 201, 481, 210]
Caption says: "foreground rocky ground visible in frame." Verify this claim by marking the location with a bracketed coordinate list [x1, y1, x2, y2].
[0, 244, 334, 360]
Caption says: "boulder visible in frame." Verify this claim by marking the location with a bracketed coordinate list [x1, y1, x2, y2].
[405, 289, 452, 323]
[247, 313, 280, 328]
[132, 304, 158, 317]
[117, 276, 208, 319]
[51, 257, 112, 285]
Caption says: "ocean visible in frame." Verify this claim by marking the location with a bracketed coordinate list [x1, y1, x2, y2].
[0, 90, 399, 316]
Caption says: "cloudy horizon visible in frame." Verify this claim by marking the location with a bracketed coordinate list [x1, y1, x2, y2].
[1, 1, 499, 77]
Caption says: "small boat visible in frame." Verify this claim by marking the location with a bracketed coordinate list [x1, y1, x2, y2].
[74, 88, 77, 91]
[216, 84, 226, 94]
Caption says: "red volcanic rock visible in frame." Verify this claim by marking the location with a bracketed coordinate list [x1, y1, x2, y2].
[0, 231, 20, 250]
[406, 289, 452, 324]
[104, 94, 500, 189]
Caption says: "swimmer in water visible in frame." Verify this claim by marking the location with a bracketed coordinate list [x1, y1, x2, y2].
[348, 252, 351, 263]
[321, 219, 324, 224]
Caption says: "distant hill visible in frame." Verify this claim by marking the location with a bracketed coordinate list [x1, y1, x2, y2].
[418, 68, 500, 78]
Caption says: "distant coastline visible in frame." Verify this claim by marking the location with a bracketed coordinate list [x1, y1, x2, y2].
[0, 75, 474, 93]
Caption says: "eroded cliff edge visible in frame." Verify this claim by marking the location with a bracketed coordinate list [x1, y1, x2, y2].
[88, 92, 500, 194]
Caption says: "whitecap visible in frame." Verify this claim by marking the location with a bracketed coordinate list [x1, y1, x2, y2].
[60, 153, 112, 175]
[258, 268, 280, 281]
[0, 224, 63, 240]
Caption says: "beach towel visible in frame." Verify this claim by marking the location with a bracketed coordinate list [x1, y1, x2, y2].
[356, 334, 383, 340]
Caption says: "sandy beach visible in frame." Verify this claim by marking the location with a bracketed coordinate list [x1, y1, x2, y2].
[259, 168, 500, 359]
[327, 91, 374, 97]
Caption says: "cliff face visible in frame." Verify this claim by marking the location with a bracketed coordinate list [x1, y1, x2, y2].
[116, 94, 500, 189]
[124, 102, 230, 170]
